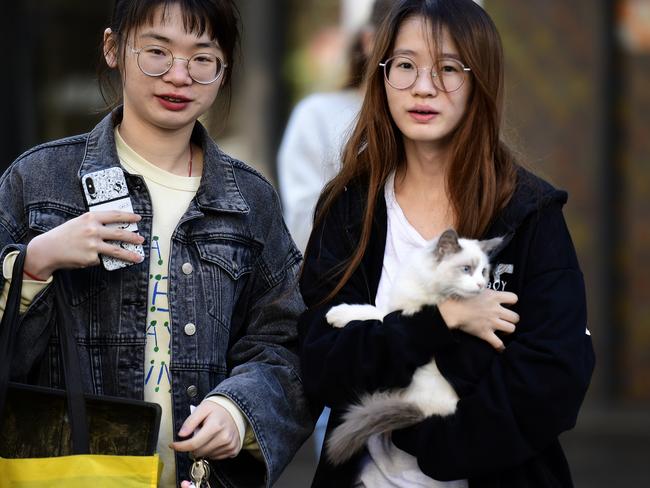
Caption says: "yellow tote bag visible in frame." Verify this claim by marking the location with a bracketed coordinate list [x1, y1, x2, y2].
[0, 254, 162, 488]
[0, 454, 162, 488]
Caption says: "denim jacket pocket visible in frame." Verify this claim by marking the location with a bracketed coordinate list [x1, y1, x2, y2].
[28, 204, 80, 233]
[28, 205, 107, 305]
[195, 239, 255, 325]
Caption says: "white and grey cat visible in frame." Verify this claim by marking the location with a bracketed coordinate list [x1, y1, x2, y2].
[325, 228, 502, 465]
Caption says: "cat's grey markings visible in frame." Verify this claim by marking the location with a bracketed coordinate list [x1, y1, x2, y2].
[325, 229, 502, 465]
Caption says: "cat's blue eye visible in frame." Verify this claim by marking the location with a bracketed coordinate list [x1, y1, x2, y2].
[462, 266, 471, 274]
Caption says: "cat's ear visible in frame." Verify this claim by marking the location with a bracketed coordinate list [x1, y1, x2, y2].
[479, 236, 503, 257]
[434, 229, 462, 261]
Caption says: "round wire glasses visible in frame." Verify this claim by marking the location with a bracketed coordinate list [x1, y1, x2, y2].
[129, 44, 227, 85]
[380, 55, 471, 92]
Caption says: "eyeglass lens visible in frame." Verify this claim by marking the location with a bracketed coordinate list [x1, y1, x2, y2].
[137, 45, 223, 84]
[384, 56, 467, 92]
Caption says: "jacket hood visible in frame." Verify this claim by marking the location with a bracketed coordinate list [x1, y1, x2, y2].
[487, 166, 568, 240]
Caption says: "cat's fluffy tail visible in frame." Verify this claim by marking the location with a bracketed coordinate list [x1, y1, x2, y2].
[326, 392, 424, 465]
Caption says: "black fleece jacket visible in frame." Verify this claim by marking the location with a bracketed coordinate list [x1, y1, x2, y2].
[298, 167, 595, 487]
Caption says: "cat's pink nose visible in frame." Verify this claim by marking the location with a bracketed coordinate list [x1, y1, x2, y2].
[478, 282, 485, 289]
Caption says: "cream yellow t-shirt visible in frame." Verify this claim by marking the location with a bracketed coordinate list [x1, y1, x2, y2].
[0, 255, 52, 317]
[116, 128, 201, 487]
[115, 129, 260, 486]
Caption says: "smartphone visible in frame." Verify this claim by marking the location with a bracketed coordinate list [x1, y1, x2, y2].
[81, 167, 145, 271]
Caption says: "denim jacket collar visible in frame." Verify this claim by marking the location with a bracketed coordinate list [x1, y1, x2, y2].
[78, 107, 250, 215]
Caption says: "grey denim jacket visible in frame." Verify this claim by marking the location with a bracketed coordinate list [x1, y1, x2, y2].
[0, 108, 313, 486]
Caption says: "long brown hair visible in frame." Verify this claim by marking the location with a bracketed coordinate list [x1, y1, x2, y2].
[312, 0, 518, 302]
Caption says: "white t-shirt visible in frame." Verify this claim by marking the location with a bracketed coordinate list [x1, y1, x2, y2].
[356, 172, 468, 488]
[278, 89, 363, 252]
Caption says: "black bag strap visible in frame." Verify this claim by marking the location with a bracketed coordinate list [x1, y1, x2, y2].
[0, 246, 27, 415]
[0, 248, 90, 454]
[54, 272, 90, 453]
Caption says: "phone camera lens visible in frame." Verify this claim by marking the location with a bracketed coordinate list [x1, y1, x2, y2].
[85, 177, 96, 198]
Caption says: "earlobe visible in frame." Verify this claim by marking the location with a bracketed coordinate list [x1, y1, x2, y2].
[103, 28, 118, 68]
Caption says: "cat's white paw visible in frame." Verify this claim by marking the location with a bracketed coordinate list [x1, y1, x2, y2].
[326, 304, 353, 328]
[432, 396, 458, 416]
[413, 393, 458, 417]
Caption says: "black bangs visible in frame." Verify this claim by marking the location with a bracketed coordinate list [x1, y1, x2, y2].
[110, 0, 240, 67]
[136, 0, 214, 39]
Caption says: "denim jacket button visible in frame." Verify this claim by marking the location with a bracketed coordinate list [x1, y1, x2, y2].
[186, 385, 198, 398]
[182, 262, 193, 275]
[184, 322, 196, 336]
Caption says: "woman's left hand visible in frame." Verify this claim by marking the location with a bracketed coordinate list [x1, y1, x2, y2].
[170, 400, 241, 461]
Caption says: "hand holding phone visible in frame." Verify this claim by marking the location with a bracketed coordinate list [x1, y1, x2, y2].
[81, 167, 145, 270]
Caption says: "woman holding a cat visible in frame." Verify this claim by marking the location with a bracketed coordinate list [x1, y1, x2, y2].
[298, 0, 595, 487]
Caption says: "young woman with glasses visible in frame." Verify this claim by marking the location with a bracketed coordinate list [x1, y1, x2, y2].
[0, 1, 311, 486]
[298, 0, 595, 486]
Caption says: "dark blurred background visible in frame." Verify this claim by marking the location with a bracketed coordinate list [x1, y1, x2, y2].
[1, 0, 649, 486]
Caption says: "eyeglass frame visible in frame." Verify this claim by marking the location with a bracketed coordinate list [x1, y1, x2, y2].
[379, 55, 471, 92]
[127, 44, 228, 85]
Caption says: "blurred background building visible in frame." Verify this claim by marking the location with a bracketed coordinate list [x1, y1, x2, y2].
[1, 0, 648, 486]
